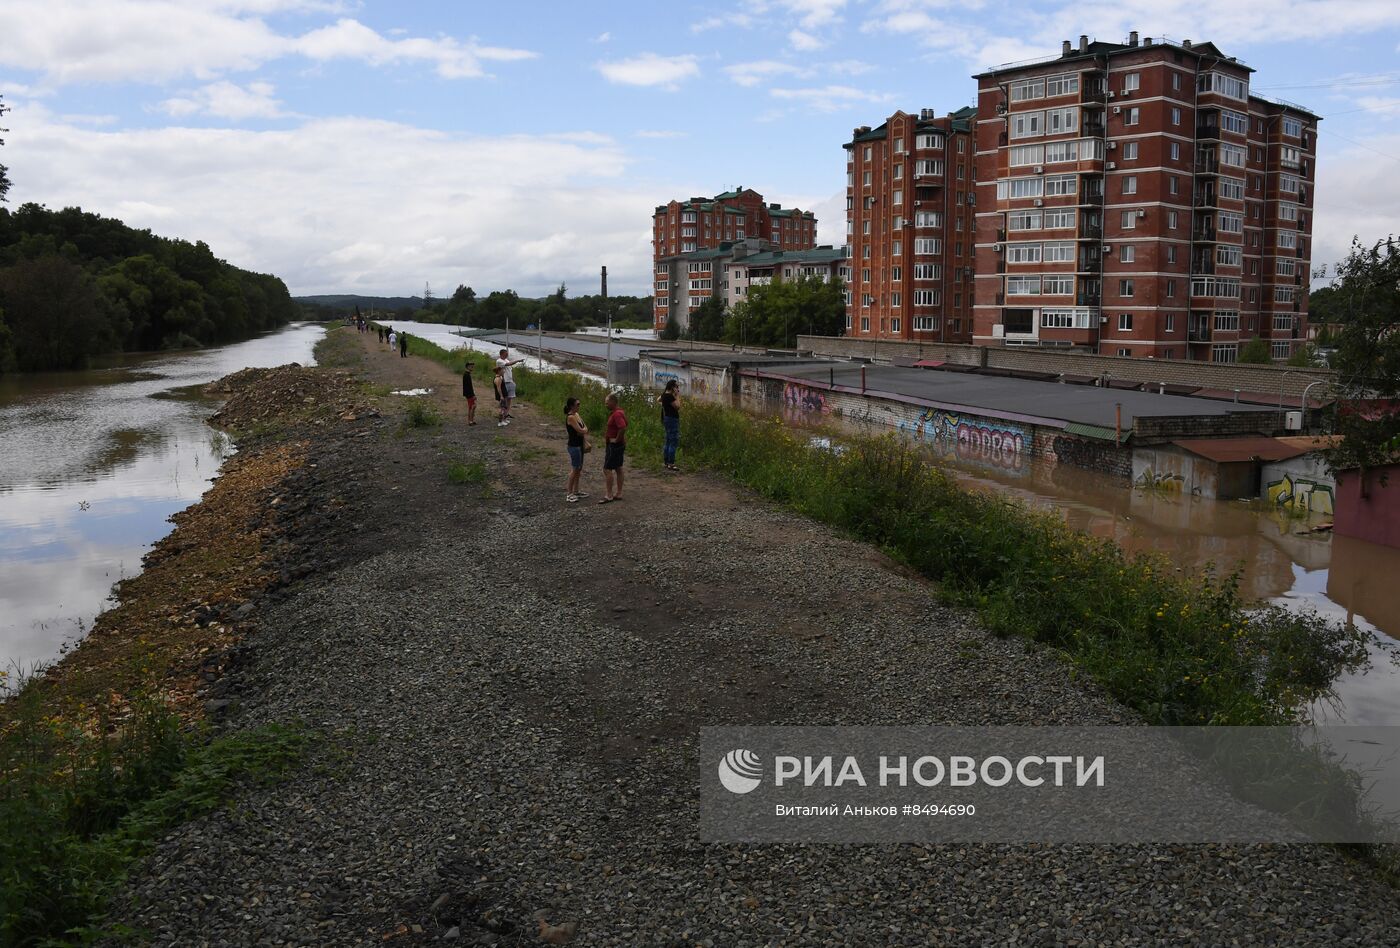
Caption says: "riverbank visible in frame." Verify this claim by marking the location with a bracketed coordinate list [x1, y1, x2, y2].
[91, 327, 1400, 944]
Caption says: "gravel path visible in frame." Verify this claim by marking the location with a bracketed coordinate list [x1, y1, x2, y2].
[114, 331, 1400, 945]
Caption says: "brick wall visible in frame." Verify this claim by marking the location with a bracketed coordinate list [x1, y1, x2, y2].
[796, 334, 1332, 398]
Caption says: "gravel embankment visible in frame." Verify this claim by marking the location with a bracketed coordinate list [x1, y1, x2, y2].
[113, 331, 1400, 946]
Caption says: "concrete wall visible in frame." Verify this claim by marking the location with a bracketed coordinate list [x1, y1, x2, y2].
[1262, 454, 1335, 515]
[796, 334, 1333, 399]
[1335, 465, 1400, 548]
[1132, 446, 1218, 498]
[639, 357, 730, 402]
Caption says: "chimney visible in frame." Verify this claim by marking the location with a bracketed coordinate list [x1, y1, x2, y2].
[1062, 39, 1072, 55]
[1143, 36, 1153, 46]
[1182, 39, 1192, 49]
[1078, 34, 1089, 53]
[1129, 31, 1139, 46]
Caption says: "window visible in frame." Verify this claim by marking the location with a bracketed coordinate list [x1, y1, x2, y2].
[1216, 245, 1242, 267]
[891, 242, 901, 256]
[863, 171, 872, 186]
[913, 316, 937, 331]
[862, 245, 871, 258]
[1220, 177, 1244, 201]
[1010, 144, 1044, 166]
[915, 159, 944, 176]
[1275, 285, 1296, 302]
[863, 145, 872, 161]
[890, 293, 901, 307]
[1011, 78, 1045, 101]
[1006, 276, 1041, 295]
[1120, 245, 1136, 263]
[682, 242, 696, 252]
[914, 238, 942, 255]
[1168, 210, 1178, 230]
[1119, 279, 1134, 298]
[1170, 141, 1180, 161]
[1042, 274, 1074, 294]
[1279, 202, 1298, 222]
[1120, 210, 1137, 229]
[1165, 313, 1176, 332]
[1218, 212, 1243, 234]
[1213, 310, 1239, 331]
[916, 132, 943, 149]
[1212, 344, 1239, 363]
[1044, 140, 1079, 163]
[996, 177, 1043, 199]
[1046, 73, 1079, 96]
[1008, 210, 1041, 231]
[1044, 208, 1075, 228]
[1122, 141, 1139, 160]
[1166, 280, 1176, 298]
[1220, 109, 1248, 134]
[889, 317, 902, 333]
[1118, 312, 1133, 331]
[913, 264, 941, 279]
[894, 136, 904, 153]
[913, 289, 940, 306]
[1008, 243, 1042, 264]
[861, 268, 870, 283]
[893, 164, 904, 179]
[1279, 231, 1297, 249]
[1167, 245, 1177, 263]
[687, 261, 711, 273]
[862, 221, 871, 235]
[1270, 341, 1291, 359]
[1198, 72, 1247, 100]
[1044, 175, 1077, 196]
[1280, 174, 1301, 195]
[1122, 175, 1138, 195]
[1046, 107, 1078, 134]
[1283, 117, 1302, 138]
[1278, 258, 1296, 276]
[893, 189, 903, 205]
[1010, 111, 1044, 139]
[1118, 348, 1132, 357]
[860, 316, 870, 330]
[1041, 308, 1092, 329]
[1123, 72, 1140, 92]
[1171, 107, 1182, 126]
[1280, 145, 1300, 169]
[1172, 73, 1182, 91]
[1124, 107, 1140, 126]
[681, 226, 696, 237]
[1191, 277, 1241, 298]
[690, 279, 711, 290]
[1273, 314, 1296, 332]
[1043, 241, 1075, 262]
[914, 211, 942, 227]
[1220, 143, 1246, 168]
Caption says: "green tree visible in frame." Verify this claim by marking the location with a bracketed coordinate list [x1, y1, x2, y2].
[660, 311, 680, 340]
[0, 306, 15, 372]
[0, 255, 116, 370]
[0, 94, 10, 203]
[724, 276, 845, 347]
[690, 294, 727, 341]
[1238, 337, 1272, 363]
[1323, 237, 1400, 481]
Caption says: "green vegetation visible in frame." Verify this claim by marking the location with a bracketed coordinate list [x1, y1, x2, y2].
[1238, 337, 1272, 364]
[309, 282, 654, 333]
[0, 684, 309, 945]
[447, 460, 486, 484]
[1323, 237, 1400, 476]
[402, 397, 442, 429]
[726, 275, 847, 347]
[0, 203, 297, 373]
[407, 333, 1366, 727]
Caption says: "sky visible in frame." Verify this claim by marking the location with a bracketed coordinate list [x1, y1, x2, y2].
[3, 1, 1400, 299]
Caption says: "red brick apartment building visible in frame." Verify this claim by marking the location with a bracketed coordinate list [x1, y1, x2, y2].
[652, 188, 817, 330]
[844, 107, 978, 342]
[973, 33, 1318, 361]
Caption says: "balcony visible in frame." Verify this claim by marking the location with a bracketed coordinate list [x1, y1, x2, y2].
[1192, 258, 1216, 275]
[1197, 124, 1220, 140]
[1189, 323, 1212, 342]
[1193, 228, 1217, 243]
[1083, 121, 1105, 137]
[1195, 158, 1219, 175]
[1081, 221, 1103, 239]
[1076, 290, 1101, 306]
[1194, 191, 1219, 208]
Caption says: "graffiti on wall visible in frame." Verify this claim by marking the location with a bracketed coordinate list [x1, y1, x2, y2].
[783, 382, 829, 413]
[1266, 474, 1335, 515]
[900, 408, 1028, 471]
[1134, 467, 1186, 493]
[1054, 435, 1126, 476]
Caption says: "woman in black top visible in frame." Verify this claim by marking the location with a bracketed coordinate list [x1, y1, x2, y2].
[462, 364, 477, 425]
[564, 397, 589, 502]
[660, 379, 681, 471]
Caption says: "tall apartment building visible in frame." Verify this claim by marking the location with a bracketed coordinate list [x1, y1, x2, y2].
[652, 187, 817, 330]
[973, 33, 1318, 362]
[845, 107, 978, 342]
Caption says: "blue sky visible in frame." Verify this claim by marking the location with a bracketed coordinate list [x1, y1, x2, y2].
[3, 0, 1400, 297]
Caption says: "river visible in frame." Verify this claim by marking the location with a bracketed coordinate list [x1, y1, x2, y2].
[0, 322, 325, 682]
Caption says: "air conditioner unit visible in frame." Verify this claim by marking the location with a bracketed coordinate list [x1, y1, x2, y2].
[1106, 161, 1117, 170]
[1102, 244, 1113, 254]
[1033, 198, 1044, 206]
[1033, 165, 1045, 174]
[1136, 209, 1146, 218]
[1107, 141, 1117, 150]
[1100, 315, 1109, 324]
[1112, 106, 1122, 114]
[1284, 410, 1303, 431]
[992, 324, 1006, 338]
[1121, 89, 1133, 97]
[1106, 91, 1116, 99]
[992, 243, 1003, 251]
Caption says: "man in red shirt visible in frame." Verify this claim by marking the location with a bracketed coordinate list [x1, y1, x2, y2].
[599, 392, 627, 503]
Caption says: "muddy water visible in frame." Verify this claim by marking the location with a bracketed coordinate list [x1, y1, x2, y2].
[0, 323, 325, 680]
[771, 406, 1400, 724]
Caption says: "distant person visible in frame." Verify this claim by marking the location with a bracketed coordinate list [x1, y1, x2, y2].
[599, 392, 627, 504]
[660, 379, 681, 471]
[388, 330, 397, 350]
[462, 363, 478, 426]
[495, 348, 525, 420]
[564, 397, 590, 503]
[399, 332, 409, 358]
[493, 366, 509, 427]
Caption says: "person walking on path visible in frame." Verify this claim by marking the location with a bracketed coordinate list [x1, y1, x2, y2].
[660, 379, 681, 471]
[388, 329, 397, 351]
[462, 363, 478, 426]
[495, 349, 524, 421]
[399, 332, 409, 358]
[493, 366, 509, 427]
[564, 397, 590, 503]
[599, 392, 627, 504]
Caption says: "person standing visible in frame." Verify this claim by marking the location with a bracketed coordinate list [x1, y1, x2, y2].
[599, 392, 627, 504]
[493, 366, 508, 427]
[399, 332, 409, 358]
[660, 379, 681, 471]
[564, 397, 590, 503]
[388, 329, 397, 351]
[495, 349, 524, 420]
[462, 363, 478, 426]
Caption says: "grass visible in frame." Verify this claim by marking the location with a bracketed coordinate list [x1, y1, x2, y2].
[402, 397, 441, 429]
[447, 460, 487, 484]
[407, 334, 1368, 727]
[0, 683, 310, 945]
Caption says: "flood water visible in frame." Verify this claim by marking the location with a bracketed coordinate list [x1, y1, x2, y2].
[0, 323, 324, 680]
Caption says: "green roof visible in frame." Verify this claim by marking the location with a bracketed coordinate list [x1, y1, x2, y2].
[1063, 421, 1130, 443]
[740, 247, 846, 267]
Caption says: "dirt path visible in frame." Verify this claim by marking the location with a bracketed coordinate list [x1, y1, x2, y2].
[113, 328, 1400, 946]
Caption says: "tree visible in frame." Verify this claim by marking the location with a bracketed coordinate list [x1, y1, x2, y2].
[1323, 237, 1400, 481]
[723, 276, 846, 347]
[690, 294, 727, 341]
[0, 95, 10, 203]
[1238, 337, 1272, 363]
[0, 255, 116, 370]
[660, 311, 680, 341]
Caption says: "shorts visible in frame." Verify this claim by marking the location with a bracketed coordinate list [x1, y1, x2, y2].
[504, 381, 517, 399]
[466, 396, 477, 408]
[567, 445, 584, 471]
[604, 442, 626, 471]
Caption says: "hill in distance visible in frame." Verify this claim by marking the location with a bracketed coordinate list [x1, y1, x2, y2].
[295, 294, 426, 311]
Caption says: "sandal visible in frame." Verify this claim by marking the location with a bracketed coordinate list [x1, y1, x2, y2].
[598, 496, 615, 504]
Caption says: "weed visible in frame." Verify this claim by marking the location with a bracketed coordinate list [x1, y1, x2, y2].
[403, 398, 442, 429]
[447, 461, 487, 485]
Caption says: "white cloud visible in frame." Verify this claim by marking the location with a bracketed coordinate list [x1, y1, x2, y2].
[777, 0, 847, 29]
[1031, 0, 1400, 46]
[691, 12, 755, 32]
[4, 106, 660, 296]
[1312, 134, 1400, 281]
[158, 81, 287, 120]
[724, 60, 804, 87]
[788, 29, 826, 51]
[593, 31, 611, 43]
[0, 2, 535, 85]
[596, 53, 700, 89]
[769, 84, 895, 112]
[634, 129, 688, 139]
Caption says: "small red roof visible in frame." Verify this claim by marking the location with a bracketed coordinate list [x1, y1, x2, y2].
[914, 359, 946, 368]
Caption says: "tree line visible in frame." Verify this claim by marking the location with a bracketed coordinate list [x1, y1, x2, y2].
[0, 203, 298, 373]
[303, 284, 655, 333]
[662, 276, 848, 347]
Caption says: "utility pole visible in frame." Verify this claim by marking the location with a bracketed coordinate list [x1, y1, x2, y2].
[602, 265, 612, 386]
